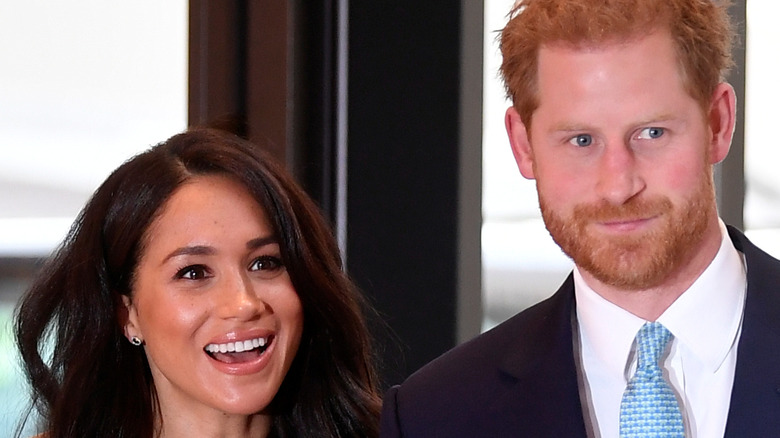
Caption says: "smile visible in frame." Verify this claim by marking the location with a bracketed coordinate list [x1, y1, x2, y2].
[203, 334, 277, 373]
[205, 336, 270, 354]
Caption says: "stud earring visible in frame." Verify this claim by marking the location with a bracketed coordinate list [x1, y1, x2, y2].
[130, 336, 143, 346]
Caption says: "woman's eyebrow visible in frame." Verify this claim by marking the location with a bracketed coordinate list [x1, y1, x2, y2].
[160, 236, 278, 264]
[247, 235, 278, 250]
[163, 245, 215, 263]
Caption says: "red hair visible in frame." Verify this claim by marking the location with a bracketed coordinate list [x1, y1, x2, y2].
[500, 0, 734, 125]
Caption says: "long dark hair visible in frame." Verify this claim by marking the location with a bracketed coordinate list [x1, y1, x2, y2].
[14, 128, 381, 437]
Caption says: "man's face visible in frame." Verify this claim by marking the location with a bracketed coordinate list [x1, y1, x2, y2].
[507, 31, 732, 291]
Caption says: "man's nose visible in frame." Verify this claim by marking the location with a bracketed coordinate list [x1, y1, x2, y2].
[595, 141, 645, 205]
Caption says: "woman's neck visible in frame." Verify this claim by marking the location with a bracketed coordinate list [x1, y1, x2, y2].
[154, 405, 271, 438]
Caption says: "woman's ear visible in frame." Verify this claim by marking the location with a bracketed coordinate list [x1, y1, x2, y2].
[505, 106, 536, 179]
[119, 294, 142, 342]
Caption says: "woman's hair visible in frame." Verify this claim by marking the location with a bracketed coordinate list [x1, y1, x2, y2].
[500, 0, 734, 126]
[14, 128, 381, 437]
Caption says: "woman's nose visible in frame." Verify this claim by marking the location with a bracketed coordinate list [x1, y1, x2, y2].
[216, 274, 266, 320]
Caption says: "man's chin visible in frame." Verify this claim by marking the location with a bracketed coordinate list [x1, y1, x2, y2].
[565, 236, 673, 290]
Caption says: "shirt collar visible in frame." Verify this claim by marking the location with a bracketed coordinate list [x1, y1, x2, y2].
[575, 220, 747, 375]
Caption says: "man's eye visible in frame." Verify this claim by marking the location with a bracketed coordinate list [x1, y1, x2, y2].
[569, 134, 593, 147]
[250, 256, 283, 272]
[638, 127, 664, 139]
[176, 265, 208, 280]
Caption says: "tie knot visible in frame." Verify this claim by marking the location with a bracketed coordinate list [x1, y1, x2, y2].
[635, 322, 672, 372]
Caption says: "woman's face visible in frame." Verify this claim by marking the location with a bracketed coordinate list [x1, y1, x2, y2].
[123, 175, 303, 422]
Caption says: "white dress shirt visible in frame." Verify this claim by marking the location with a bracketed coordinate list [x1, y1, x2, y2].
[575, 221, 747, 438]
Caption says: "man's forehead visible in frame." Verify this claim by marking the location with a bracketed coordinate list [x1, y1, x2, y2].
[537, 28, 665, 55]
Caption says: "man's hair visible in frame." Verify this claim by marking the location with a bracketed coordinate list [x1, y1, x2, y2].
[500, 0, 735, 125]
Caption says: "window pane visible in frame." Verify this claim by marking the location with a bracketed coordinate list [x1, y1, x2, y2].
[1, 281, 34, 436]
[744, 1, 780, 257]
[0, 0, 188, 256]
[0, 1, 187, 434]
[481, 0, 572, 331]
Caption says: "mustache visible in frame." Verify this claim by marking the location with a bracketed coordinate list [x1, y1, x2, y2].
[571, 196, 673, 222]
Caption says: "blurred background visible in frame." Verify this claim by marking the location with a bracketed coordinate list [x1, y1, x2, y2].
[0, 1, 187, 433]
[0, 0, 775, 435]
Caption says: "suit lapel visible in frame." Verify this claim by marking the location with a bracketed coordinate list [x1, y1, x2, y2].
[495, 275, 589, 436]
[724, 226, 780, 436]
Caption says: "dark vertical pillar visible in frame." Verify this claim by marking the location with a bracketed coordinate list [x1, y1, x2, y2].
[188, 0, 291, 167]
[188, 0, 248, 136]
[188, 0, 341, 212]
[246, 1, 290, 164]
[346, 1, 482, 386]
[289, 1, 343, 219]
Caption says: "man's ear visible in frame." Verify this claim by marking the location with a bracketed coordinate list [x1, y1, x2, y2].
[505, 106, 536, 179]
[708, 82, 737, 165]
[119, 294, 142, 342]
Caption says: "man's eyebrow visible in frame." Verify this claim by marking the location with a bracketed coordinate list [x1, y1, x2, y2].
[549, 114, 678, 133]
[634, 113, 676, 125]
[247, 235, 278, 250]
[549, 122, 590, 133]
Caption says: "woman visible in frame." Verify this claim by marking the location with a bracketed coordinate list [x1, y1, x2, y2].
[14, 129, 381, 437]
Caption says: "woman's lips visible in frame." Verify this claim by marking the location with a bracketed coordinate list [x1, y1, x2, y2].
[205, 336, 269, 354]
[203, 332, 277, 374]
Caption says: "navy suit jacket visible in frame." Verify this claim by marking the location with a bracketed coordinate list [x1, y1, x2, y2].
[380, 226, 780, 437]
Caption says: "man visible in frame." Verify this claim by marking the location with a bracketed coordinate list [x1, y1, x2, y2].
[380, 0, 780, 436]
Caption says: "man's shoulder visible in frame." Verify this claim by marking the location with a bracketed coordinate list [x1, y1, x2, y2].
[398, 281, 574, 397]
[381, 282, 581, 437]
[727, 225, 780, 297]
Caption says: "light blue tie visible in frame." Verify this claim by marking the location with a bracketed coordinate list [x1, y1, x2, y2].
[619, 322, 685, 437]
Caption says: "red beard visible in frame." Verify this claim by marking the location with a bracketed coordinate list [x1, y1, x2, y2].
[540, 168, 716, 290]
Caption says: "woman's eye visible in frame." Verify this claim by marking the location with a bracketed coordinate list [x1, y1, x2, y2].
[638, 127, 664, 139]
[250, 256, 283, 272]
[569, 134, 593, 147]
[176, 265, 209, 280]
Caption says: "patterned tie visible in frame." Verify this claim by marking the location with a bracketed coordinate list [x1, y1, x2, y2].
[619, 322, 685, 437]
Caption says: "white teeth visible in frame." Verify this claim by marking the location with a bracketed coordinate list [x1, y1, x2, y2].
[205, 336, 269, 354]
